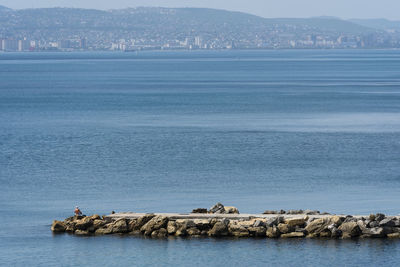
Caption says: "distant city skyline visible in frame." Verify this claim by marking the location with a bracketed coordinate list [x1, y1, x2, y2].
[1, 0, 400, 20]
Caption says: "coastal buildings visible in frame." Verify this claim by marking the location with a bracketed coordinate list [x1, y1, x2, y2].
[1, 7, 400, 52]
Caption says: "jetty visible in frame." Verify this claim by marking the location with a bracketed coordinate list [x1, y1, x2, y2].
[51, 203, 400, 239]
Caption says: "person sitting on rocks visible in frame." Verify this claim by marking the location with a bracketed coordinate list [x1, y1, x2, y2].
[74, 206, 82, 216]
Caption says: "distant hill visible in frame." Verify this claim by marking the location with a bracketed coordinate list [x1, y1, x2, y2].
[350, 19, 400, 30]
[0, 6, 374, 33]
[1, 6, 399, 50]
[0, 5, 13, 12]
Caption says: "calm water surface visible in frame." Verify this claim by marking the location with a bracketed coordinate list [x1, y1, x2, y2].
[1, 50, 400, 266]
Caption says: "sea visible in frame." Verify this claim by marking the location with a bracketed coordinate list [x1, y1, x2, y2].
[0, 50, 400, 266]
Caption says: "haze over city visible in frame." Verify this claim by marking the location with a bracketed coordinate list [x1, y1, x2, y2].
[0, 0, 399, 20]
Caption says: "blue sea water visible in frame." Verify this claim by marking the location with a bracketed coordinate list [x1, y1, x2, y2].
[0, 50, 400, 266]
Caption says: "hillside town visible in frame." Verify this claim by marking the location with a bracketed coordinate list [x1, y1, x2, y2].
[1, 6, 400, 51]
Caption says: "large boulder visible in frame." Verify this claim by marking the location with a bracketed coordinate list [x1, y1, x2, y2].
[186, 227, 201, 236]
[93, 219, 106, 230]
[132, 214, 156, 231]
[375, 213, 385, 222]
[224, 206, 239, 214]
[151, 228, 168, 238]
[362, 227, 385, 238]
[209, 203, 225, 214]
[228, 222, 250, 237]
[192, 208, 208, 214]
[284, 216, 308, 227]
[174, 219, 197, 236]
[277, 223, 292, 234]
[266, 216, 284, 227]
[127, 219, 137, 232]
[90, 214, 101, 220]
[338, 222, 361, 238]
[304, 210, 320, 215]
[51, 220, 66, 233]
[167, 221, 177, 235]
[263, 210, 279, 214]
[287, 210, 304, 215]
[305, 216, 342, 235]
[247, 227, 266, 237]
[140, 216, 169, 236]
[111, 219, 128, 233]
[379, 217, 396, 227]
[208, 222, 229, 237]
[193, 219, 211, 231]
[266, 226, 280, 238]
[75, 217, 93, 230]
[95, 224, 113, 235]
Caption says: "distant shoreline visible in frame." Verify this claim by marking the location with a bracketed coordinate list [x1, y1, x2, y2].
[2, 47, 400, 54]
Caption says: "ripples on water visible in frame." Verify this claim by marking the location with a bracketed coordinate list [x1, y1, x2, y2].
[1, 50, 400, 266]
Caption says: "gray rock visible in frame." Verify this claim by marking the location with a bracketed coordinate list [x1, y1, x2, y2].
[338, 222, 361, 238]
[132, 214, 156, 231]
[208, 222, 229, 237]
[266, 216, 283, 227]
[379, 217, 396, 227]
[304, 210, 320, 215]
[287, 210, 304, 215]
[192, 208, 208, 214]
[140, 216, 169, 236]
[75, 217, 93, 230]
[266, 226, 280, 238]
[248, 227, 266, 237]
[229, 224, 250, 237]
[343, 216, 357, 223]
[51, 220, 66, 233]
[305, 217, 334, 235]
[95, 226, 113, 235]
[263, 210, 278, 214]
[167, 221, 177, 235]
[330, 227, 342, 238]
[357, 220, 367, 232]
[209, 203, 226, 214]
[253, 220, 265, 227]
[193, 219, 211, 231]
[151, 228, 168, 238]
[375, 213, 385, 222]
[368, 221, 379, 228]
[93, 219, 106, 230]
[111, 218, 128, 233]
[363, 227, 385, 237]
[224, 206, 240, 214]
[186, 227, 201, 236]
[277, 223, 292, 234]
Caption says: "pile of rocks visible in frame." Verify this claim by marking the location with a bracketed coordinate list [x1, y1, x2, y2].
[192, 203, 239, 214]
[51, 211, 400, 239]
[263, 209, 330, 215]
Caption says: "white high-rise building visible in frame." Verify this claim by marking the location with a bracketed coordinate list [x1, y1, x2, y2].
[194, 36, 202, 47]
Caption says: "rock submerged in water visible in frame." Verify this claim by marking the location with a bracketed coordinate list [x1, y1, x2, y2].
[51, 207, 400, 240]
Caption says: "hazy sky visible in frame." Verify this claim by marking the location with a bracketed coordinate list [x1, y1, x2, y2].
[1, 0, 399, 20]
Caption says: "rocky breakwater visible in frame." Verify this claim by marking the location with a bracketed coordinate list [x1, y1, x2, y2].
[51, 204, 400, 239]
